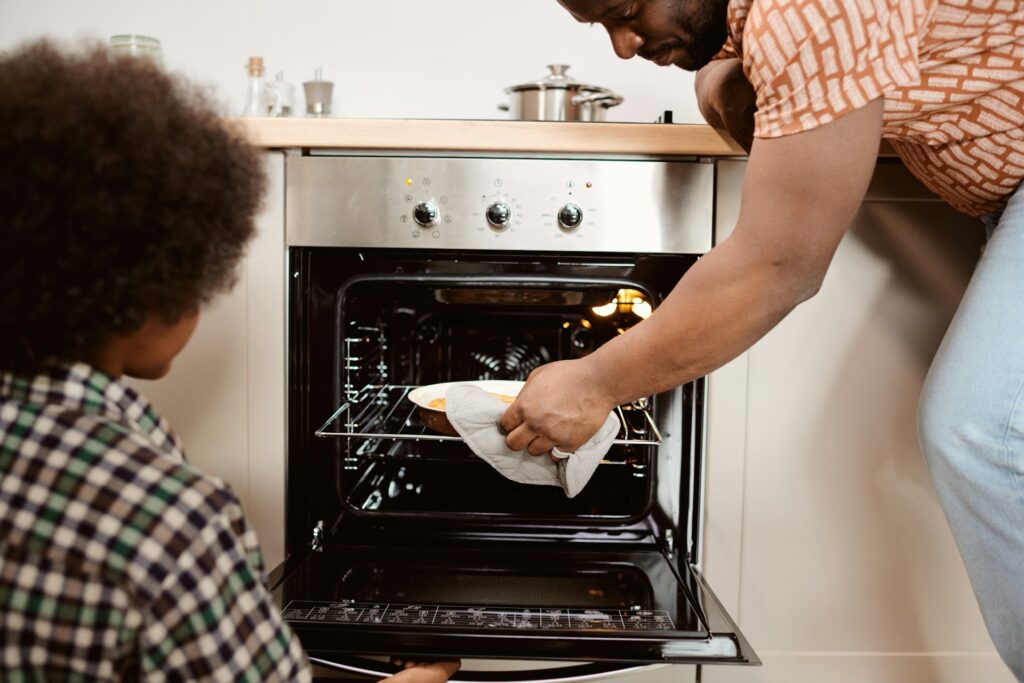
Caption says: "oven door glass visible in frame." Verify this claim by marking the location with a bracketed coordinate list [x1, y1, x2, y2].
[310, 270, 672, 526]
[271, 544, 756, 667]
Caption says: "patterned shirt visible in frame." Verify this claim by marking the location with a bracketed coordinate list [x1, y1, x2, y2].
[723, 0, 1024, 216]
[0, 363, 311, 681]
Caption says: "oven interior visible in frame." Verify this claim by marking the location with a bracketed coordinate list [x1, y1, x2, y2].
[330, 276, 659, 522]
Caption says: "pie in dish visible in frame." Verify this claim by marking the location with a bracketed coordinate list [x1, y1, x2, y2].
[427, 393, 516, 411]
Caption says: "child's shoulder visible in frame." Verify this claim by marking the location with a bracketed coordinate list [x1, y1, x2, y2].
[55, 402, 241, 516]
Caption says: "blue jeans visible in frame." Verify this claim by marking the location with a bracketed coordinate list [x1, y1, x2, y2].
[919, 185, 1024, 681]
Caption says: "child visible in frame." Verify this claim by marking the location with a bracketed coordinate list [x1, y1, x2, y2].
[0, 40, 458, 683]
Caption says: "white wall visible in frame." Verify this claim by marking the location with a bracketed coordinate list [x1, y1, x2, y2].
[0, 0, 703, 124]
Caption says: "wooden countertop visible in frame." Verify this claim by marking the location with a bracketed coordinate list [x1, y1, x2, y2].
[232, 117, 747, 157]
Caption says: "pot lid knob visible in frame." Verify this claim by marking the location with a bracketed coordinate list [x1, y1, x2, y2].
[547, 64, 571, 79]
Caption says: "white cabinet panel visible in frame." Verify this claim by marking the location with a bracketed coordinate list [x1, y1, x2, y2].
[244, 151, 287, 569]
[701, 653, 1014, 683]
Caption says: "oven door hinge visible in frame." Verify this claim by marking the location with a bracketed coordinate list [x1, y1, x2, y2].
[663, 529, 675, 554]
[311, 520, 324, 552]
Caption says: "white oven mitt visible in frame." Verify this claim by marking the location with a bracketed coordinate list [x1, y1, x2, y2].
[444, 384, 619, 498]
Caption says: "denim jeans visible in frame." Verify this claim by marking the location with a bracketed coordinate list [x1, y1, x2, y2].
[919, 184, 1024, 681]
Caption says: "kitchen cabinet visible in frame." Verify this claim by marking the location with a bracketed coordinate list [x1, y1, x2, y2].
[701, 159, 1015, 683]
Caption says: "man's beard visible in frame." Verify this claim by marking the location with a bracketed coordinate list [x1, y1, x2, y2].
[681, 0, 730, 70]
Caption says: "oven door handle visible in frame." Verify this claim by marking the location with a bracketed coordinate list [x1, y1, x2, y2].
[308, 656, 666, 682]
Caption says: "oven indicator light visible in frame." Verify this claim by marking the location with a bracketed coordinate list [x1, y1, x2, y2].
[405, 178, 413, 186]
[586, 181, 593, 188]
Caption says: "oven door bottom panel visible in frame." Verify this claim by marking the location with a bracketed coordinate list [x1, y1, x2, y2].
[273, 545, 756, 666]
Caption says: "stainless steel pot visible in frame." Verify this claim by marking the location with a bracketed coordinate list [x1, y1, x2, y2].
[500, 64, 624, 122]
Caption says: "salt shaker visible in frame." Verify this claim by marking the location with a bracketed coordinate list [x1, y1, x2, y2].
[265, 71, 296, 117]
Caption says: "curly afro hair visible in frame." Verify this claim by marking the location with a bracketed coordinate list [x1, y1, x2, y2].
[0, 40, 266, 375]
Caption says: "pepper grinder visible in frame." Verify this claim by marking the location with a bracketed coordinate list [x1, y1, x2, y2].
[303, 66, 334, 117]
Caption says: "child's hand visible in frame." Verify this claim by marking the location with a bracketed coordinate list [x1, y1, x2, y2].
[380, 659, 461, 683]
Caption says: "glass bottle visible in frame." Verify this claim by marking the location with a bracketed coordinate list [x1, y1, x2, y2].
[265, 71, 295, 117]
[241, 56, 265, 118]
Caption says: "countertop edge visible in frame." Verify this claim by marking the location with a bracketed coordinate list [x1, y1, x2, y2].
[229, 118, 749, 156]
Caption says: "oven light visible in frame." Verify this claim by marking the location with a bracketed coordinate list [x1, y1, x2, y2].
[632, 298, 652, 320]
[592, 289, 651, 319]
[405, 178, 413, 186]
[562, 321, 571, 329]
[580, 319, 592, 329]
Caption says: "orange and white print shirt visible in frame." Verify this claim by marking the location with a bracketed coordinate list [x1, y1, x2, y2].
[724, 0, 1024, 216]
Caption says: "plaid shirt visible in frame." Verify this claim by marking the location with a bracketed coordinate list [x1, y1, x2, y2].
[0, 363, 311, 681]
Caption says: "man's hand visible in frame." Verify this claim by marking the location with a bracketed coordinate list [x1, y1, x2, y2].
[695, 58, 756, 152]
[500, 358, 617, 454]
[380, 660, 461, 683]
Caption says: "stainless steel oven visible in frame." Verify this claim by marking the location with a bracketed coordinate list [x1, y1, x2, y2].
[272, 152, 758, 679]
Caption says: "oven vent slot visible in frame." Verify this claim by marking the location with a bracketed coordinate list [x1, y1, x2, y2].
[315, 383, 663, 448]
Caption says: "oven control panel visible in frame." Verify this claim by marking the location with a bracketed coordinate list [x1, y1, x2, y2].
[287, 155, 714, 254]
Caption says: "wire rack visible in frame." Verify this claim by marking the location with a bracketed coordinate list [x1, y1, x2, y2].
[315, 383, 663, 447]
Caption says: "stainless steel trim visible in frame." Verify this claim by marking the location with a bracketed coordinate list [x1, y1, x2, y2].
[661, 636, 739, 658]
[286, 155, 713, 254]
[308, 657, 666, 683]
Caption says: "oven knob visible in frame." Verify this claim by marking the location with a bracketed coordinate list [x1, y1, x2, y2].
[558, 203, 584, 231]
[413, 201, 439, 227]
[486, 201, 512, 230]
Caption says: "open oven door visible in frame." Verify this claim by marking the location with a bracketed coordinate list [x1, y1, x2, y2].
[270, 542, 758, 679]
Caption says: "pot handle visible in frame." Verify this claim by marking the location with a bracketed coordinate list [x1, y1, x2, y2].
[571, 92, 624, 108]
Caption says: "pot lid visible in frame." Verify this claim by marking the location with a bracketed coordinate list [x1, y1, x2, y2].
[505, 64, 608, 93]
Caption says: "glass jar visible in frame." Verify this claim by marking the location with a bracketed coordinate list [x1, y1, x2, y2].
[109, 35, 164, 67]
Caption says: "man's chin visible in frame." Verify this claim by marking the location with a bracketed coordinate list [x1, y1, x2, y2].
[675, 50, 722, 72]
[671, 56, 699, 71]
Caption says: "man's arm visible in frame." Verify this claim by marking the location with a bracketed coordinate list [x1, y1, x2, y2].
[695, 58, 757, 152]
[501, 100, 884, 454]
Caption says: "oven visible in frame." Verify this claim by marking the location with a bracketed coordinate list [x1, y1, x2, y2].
[272, 152, 758, 679]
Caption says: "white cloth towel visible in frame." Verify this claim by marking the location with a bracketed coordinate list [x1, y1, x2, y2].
[445, 384, 619, 498]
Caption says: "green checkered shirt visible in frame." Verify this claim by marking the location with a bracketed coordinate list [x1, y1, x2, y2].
[0, 363, 311, 681]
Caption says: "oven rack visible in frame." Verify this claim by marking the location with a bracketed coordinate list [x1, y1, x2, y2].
[315, 384, 663, 447]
